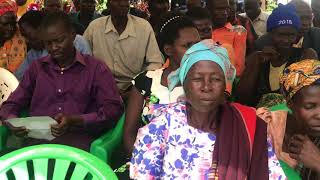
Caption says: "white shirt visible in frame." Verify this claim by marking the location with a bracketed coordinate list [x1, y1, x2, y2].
[241, 10, 269, 37]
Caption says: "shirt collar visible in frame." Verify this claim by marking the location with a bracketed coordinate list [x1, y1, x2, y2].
[224, 23, 233, 30]
[253, 10, 268, 22]
[41, 50, 86, 67]
[104, 14, 137, 38]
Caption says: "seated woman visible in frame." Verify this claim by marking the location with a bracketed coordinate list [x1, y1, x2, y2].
[0, 0, 26, 73]
[263, 59, 320, 179]
[123, 13, 200, 154]
[130, 40, 285, 179]
[236, 3, 317, 107]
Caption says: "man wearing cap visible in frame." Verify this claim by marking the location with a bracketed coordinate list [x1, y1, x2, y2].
[236, 3, 317, 106]
[0, 0, 26, 73]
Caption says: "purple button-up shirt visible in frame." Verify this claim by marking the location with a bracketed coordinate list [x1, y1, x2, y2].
[0, 51, 123, 134]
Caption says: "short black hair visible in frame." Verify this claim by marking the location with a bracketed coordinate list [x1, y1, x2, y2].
[156, 12, 196, 58]
[148, 0, 169, 10]
[18, 10, 44, 29]
[186, 7, 212, 21]
[289, 0, 312, 11]
[39, 12, 74, 33]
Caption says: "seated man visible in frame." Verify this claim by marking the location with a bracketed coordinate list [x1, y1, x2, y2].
[84, 0, 163, 101]
[15, 10, 92, 80]
[0, 12, 124, 151]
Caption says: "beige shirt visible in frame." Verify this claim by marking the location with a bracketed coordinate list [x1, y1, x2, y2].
[84, 15, 163, 92]
[241, 10, 269, 37]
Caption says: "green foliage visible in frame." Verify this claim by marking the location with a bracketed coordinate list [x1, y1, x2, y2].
[266, 0, 278, 12]
[96, 0, 108, 12]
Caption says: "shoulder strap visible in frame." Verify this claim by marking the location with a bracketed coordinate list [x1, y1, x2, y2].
[232, 103, 257, 155]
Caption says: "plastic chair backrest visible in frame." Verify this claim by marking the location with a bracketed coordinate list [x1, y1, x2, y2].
[0, 68, 19, 106]
[0, 144, 118, 180]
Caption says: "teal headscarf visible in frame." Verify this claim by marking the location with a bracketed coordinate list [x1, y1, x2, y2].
[168, 39, 236, 91]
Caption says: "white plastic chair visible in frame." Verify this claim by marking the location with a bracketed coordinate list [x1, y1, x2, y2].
[0, 68, 19, 106]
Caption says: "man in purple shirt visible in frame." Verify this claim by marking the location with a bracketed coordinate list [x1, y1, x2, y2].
[0, 12, 124, 151]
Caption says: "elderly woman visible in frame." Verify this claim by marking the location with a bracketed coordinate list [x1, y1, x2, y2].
[130, 40, 285, 179]
[267, 60, 320, 179]
[0, 0, 26, 73]
[258, 59, 320, 180]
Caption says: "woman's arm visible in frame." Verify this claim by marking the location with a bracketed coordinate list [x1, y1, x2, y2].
[130, 115, 167, 179]
[235, 52, 263, 105]
[123, 87, 145, 155]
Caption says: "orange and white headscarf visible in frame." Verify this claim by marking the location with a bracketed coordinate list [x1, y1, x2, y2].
[0, 0, 18, 16]
[280, 59, 320, 100]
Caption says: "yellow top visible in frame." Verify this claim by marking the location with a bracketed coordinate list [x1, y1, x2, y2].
[269, 63, 287, 91]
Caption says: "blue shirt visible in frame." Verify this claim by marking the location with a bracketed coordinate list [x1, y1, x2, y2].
[15, 35, 92, 80]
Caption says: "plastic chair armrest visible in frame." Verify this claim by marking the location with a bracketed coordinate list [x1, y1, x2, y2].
[0, 125, 9, 152]
[90, 113, 125, 163]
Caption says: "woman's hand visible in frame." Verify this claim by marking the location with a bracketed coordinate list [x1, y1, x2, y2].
[288, 134, 320, 172]
[245, 46, 279, 67]
[261, 46, 280, 63]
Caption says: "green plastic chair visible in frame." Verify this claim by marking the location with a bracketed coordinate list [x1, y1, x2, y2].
[0, 113, 125, 165]
[0, 144, 118, 180]
[269, 103, 301, 180]
[90, 113, 125, 164]
[0, 70, 124, 166]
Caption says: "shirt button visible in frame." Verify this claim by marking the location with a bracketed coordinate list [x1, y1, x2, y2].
[58, 89, 62, 93]
[60, 71, 64, 75]
[58, 107, 62, 111]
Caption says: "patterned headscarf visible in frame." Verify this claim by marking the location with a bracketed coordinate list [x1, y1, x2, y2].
[0, 0, 17, 16]
[168, 39, 236, 92]
[280, 59, 320, 100]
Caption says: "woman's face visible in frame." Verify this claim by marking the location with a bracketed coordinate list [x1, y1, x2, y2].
[291, 85, 320, 137]
[271, 26, 298, 52]
[167, 27, 200, 67]
[184, 61, 226, 112]
[0, 12, 17, 41]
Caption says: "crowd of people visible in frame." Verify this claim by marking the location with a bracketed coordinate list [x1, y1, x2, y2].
[0, 0, 320, 179]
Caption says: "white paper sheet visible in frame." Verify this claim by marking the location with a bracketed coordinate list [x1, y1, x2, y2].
[6, 116, 57, 140]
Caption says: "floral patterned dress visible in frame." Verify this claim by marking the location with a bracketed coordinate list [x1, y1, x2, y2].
[130, 102, 287, 180]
